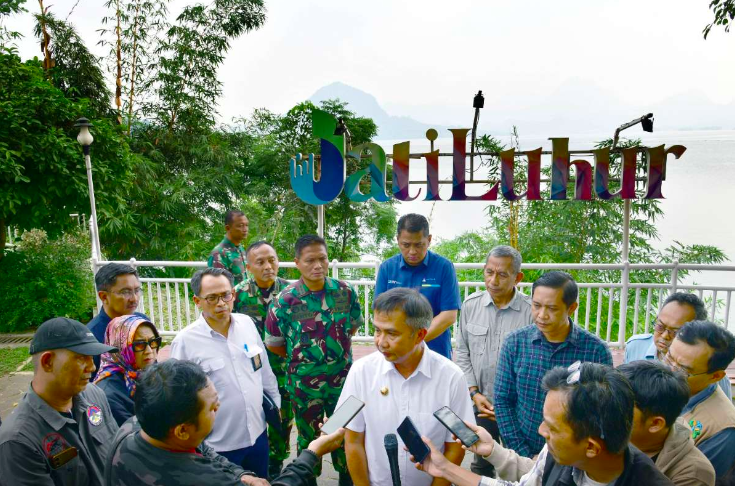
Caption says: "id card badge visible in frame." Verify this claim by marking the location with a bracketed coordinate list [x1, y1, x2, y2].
[244, 344, 263, 371]
[50, 447, 78, 469]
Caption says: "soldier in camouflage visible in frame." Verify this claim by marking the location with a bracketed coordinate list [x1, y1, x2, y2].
[265, 235, 363, 486]
[234, 240, 293, 479]
[208, 209, 249, 285]
[108, 359, 348, 486]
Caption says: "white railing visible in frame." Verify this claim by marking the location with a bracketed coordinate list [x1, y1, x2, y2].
[93, 258, 735, 346]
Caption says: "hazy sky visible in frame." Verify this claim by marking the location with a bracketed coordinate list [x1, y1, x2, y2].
[9, 0, 735, 126]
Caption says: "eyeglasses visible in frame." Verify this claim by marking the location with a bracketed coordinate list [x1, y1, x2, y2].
[653, 321, 681, 338]
[661, 352, 710, 379]
[565, 361, 605, 440]
[111, 288, 143, 298]
[203, 292, 235, 305]
[132, 337, 162, 353]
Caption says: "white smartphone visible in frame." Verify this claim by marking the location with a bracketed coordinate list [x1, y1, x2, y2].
[320, 395, 365, 435]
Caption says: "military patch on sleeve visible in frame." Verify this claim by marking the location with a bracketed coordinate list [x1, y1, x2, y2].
[43, 433, 78, 469]
[688, 419, 702, 440]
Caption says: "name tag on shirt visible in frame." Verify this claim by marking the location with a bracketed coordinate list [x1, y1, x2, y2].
[244, 344, 263, 371]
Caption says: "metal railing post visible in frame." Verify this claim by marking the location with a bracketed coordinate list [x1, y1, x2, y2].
[618, 260, 630, 346]
[670, 260, 679, 293]
[331, 259, 339, 279]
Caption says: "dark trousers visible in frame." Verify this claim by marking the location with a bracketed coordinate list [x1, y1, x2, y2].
[471, 414, 501, 478]
[219, 430, 269, 478]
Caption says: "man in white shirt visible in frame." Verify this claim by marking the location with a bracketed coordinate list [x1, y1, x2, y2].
[171, 267, 280, 478]
[339, 288, 474, 486]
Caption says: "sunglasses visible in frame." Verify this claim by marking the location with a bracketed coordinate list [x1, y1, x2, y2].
[132, 337, 162, 353]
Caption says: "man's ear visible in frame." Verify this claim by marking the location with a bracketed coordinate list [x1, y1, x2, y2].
[193, 295, 202, 309]
[416, 328, 428, 343]
[585, 437, 603, 458]
[514, 272, 524, 286]
[711, 370, 726, 382]
[173, 423, 191, 441]
[40, 351, 55, 372]
[647, 416, 668, 435]
[98, 290, 108, 304]
[568, 301, 579, 315]
[427, 234, 432, 246]
[224, 223, 231, 234]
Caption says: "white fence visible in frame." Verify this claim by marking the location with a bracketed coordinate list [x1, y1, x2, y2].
[94, 259, 735, 347]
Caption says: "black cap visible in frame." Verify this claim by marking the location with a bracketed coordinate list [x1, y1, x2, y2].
[30, 317, 119, 356]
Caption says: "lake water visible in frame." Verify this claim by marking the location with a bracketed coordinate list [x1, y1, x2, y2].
[372, 129, 735, 290]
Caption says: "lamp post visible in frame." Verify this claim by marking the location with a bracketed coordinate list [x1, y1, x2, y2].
[74, 118, 102, 262]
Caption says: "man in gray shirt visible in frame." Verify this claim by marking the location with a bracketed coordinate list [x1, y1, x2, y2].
[455, 245, 532, 478]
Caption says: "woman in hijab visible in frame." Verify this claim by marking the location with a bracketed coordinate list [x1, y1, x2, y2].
[94, 315, 162, 425]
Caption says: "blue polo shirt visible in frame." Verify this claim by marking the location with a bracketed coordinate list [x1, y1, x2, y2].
[624, 333, 732, 400]
[374, 250, 460, 358]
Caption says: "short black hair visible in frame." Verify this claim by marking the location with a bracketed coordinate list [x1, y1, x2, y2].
[676, 320, 735, 373]
[135, 359, 209, 441]
[397, 213, 429, 238]
[663, 292, 708, 321]
[224, 209, 245, 226]
[532, 271, 578, 308]
[245, 240, 275, 259]
[190, 267, 234, 296]
[295, 234, 327, 258]
[95, 263, 139, 292]
[542, 363, 634, 455]
[617, 360, 689, 427]
[373, 288, 433, 331]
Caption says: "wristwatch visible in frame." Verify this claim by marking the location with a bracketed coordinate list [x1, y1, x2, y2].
[469, 389, 480, 399]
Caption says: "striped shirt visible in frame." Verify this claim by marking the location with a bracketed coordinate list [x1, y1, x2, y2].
[493, 322, 613, 457]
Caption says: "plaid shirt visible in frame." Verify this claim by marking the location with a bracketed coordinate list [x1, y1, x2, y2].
[493, 322, 612, 457]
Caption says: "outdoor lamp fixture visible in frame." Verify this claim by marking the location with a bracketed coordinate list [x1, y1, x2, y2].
[470, 90, 485, 179]
[74, 117, 102, 260]
[334, 117, 352, 151]
[612, 113, 653, 149]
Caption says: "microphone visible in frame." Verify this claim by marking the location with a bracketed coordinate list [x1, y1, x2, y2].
[384, 433, 401, 486]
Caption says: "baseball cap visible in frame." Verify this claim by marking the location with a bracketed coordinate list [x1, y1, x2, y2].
[30, 317, 119, 356]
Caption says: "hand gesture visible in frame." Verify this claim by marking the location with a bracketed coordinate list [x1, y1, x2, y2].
[472, 392, 495, 420]
[410, 436, 449, 479]
[240, 475, 270, 486]
[308, 423, 346, 457]
[456, 421, 496, 457]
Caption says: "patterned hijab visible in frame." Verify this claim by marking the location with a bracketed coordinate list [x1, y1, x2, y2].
[93, 315, 159, 397]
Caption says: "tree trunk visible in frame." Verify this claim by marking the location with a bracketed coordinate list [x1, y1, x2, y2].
[0, 218, 6, 261]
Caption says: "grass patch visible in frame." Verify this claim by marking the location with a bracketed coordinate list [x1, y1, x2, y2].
[0, 347, 31, 377]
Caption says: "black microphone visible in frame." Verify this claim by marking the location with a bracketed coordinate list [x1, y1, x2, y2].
[384, 433, 401, 486]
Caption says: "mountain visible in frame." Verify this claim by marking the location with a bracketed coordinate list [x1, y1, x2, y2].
[309, 81, 735, 140]
[308, 82, 447, 140]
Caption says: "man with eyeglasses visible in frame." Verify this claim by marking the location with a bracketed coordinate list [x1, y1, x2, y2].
[266, 235, 363, 486]
[412, 362, 674, 486]
[87, 263, 150, 375]
[624, 292, 732, 400]
[664, 320, 735, 479]
[374, 213, 461, 359]
[456, 245, 532, 478]
[170, 267, 280, 478]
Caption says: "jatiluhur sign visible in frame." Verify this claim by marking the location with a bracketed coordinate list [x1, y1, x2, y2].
[290, 110, 686, 205]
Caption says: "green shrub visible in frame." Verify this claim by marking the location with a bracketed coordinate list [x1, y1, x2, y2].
[0, 228, 94, 332]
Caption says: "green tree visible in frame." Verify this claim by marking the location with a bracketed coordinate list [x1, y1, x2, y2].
[704, 0, 734, 38]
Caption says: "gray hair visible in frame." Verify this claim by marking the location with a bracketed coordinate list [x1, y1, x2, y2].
[372, 288, 433, 331]
[486, 245, 522, 275]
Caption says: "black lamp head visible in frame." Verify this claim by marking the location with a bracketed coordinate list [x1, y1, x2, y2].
[334, 117, 347, 136]
[473, 90, 484, 109]
[641, 113, 654, 133]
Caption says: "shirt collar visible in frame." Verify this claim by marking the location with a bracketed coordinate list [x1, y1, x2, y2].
[379, 343, 432, 380]
[399, 250, 431, 270]
[683, 384, 717, 414]
[530, 319, 578, 346]
[645, 339, 658, 360]
[483, 288, 522, 311]
[294, 277, 338, 298]
[26, 384, 80, 431]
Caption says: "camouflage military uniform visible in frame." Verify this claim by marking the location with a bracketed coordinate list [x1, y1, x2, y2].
[265, 277, 363, 477]
[234, 276, 294, 471]
[207, 237, 247, 284]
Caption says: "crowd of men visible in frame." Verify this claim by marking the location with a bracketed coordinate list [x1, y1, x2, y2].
[0, 210, 734, 486]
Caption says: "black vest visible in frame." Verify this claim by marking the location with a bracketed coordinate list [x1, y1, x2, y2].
[541, 445, 674, 486]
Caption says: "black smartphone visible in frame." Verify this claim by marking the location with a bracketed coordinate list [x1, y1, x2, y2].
[433, 406, 480, 447]
[320, 395, 365, 435]
[397, 416, 430, 463]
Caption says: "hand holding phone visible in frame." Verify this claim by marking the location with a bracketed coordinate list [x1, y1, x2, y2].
[320, 395, 365, 435]
[433, 406, 479, 447]
[397, 416, 430, 463]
